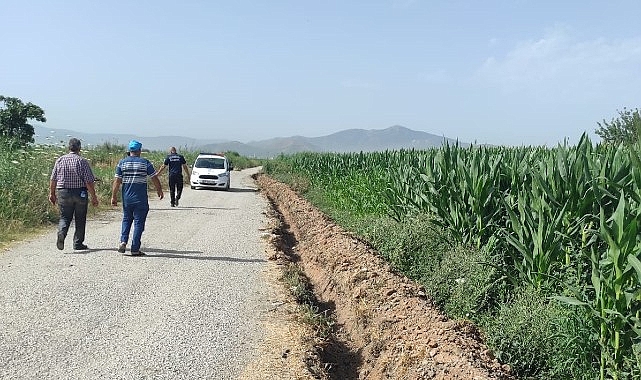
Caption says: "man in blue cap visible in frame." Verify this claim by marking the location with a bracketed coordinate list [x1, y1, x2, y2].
[110, 140, 164, 256]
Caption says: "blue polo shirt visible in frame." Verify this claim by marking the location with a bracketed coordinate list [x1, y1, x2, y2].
[115, 156, 156, 205]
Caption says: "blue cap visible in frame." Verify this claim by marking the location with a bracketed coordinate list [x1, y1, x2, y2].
[128, 140, 142, 151]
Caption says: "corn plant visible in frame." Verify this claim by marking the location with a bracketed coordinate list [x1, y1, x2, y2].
[554, 194, 641, 379]
[500, 194, 569, 290]
[385, 144, 505, 249]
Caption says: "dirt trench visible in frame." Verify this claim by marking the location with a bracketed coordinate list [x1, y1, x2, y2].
[256, 174, 513, 380]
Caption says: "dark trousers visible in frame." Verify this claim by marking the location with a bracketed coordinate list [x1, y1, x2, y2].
[120, 202, 149, 252]
[168, 174, 183, 205]
[56, 188, 89, 248]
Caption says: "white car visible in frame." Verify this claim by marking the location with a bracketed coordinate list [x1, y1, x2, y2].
[190, 153, 233, 190]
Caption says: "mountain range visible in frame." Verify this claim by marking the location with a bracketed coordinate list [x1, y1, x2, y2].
[33, 125, 467, 157]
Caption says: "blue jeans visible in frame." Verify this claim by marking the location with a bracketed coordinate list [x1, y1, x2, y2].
[57, 188, 89, 248]
[120, 202, 149, 252]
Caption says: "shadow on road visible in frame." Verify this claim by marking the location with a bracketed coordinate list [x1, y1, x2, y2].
[64, 248, 266, 263]
[227, 188, 258, 193]
[141, 253, 267, 263]
[191, 187, 258, 193]
[156, 206, 239, 211]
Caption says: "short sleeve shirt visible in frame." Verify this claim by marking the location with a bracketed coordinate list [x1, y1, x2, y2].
[115, 156, 156, 204]
[164, 153, 187, 176]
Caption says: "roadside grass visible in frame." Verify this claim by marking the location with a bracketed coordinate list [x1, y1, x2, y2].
[282, 263, 336, 340]
[0, 142, 63, 245]
[222, 151, 267, 171]
[481, 286, 596, 380]
[281, 263, 335, 340]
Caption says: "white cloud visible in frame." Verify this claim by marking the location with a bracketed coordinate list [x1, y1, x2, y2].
[475, 26, 641, 98]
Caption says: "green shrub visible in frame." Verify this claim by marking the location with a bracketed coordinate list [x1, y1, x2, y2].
[423, 244, 505, 320]
[481, 286, 597, 379]
[222, 151, 265, 170]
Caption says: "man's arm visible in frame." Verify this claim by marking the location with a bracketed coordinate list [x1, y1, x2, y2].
[182, 163, 190, 178]
[155, 164, 167, 176]
[49, 180, 57, 205]
[111, 178, 122, 206]
[151, 175, 164, 200]
[86, 181, 99, 207]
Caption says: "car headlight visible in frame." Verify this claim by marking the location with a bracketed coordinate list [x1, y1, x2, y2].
[218, 172, 229, 177]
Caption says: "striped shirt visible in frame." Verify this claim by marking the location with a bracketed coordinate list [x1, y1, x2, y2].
[115, 156, 156, 204]
[50, 152, 95, 189]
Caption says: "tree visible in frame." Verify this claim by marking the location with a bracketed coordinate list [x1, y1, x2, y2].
[595, 107, 641, 145]
[0, 96, 47, 145]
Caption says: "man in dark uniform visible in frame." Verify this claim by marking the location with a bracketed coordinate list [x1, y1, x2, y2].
[49, 138, 99, 250]
[156, 146, 190, 207]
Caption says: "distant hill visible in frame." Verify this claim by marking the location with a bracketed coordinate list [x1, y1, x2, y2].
[200, 125, 466, 157]
[33, 124, 466, 157]
[33, 125, 225, 151]
[311, 125, 459, 151]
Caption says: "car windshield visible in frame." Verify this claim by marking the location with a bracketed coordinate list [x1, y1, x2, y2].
[195, 157, 225, 169]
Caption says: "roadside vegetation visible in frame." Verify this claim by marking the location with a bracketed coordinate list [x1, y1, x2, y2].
[282, 263, 336, 340]
[263, 130, 641, 379]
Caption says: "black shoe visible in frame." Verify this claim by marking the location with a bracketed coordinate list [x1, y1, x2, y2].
[170, 203, 175, 207]
[175, 199, 179, 207]
[130, 251, 146, 256]
[118, 242, 126, 253]
[74, 244, 88, 250]
[56, 234, 65, 250]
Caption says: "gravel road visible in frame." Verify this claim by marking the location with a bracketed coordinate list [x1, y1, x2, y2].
[0, 167, 272, 380]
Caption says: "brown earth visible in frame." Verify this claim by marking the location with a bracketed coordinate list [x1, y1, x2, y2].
[248, 174, 514, 380]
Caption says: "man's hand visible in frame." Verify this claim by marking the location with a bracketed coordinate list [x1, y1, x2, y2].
[151, 175, 164, 200]
[48, 194, 57, 205]
[111, 196, 118, 206]
[91, 197, 99, 207]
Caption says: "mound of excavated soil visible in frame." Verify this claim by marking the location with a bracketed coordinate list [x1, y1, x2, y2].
[256, 174, 513, 380]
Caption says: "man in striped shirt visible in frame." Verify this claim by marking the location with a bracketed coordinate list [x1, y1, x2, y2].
[110, 140, 164, 256]
[49, 138, 99, 251]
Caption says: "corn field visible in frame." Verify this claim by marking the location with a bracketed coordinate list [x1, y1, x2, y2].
[264, 133, 641, 379]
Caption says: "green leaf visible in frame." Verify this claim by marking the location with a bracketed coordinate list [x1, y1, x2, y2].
[627, 255, 641, 283]
[551, 295, 588, 306]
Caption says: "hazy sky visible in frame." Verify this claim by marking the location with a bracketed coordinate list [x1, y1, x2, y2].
[2, 1, 640, 146]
